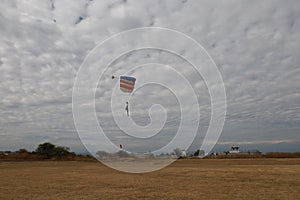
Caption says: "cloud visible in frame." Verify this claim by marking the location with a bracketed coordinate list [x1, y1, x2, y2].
[217, 139, 300, 145]
[0, 0, 299, 153]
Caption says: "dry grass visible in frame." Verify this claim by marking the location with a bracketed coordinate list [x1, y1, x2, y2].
[0, 159, 300, 199]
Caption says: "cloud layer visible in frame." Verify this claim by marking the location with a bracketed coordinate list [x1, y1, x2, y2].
[0, 0, 299, 152]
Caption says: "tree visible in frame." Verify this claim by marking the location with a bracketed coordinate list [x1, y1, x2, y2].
[116, 150, 130, 158]
[96, 150, 110, 159]
[17, 149, 29, 154]
[35, 142, 56, 158]
[34, 142, 72, 158]
[194, 149, 205, 157]
[53, 146, 72, 157]
[173, 148, 182, 158]
[194, 149, 200, 156]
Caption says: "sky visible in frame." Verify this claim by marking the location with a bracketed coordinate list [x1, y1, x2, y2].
[0, 0, 299, 154]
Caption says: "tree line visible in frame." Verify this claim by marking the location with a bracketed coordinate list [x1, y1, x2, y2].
[0, 142, 94, 161]
[1, 143, 300, 160]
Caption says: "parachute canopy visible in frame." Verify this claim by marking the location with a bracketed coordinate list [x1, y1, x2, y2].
[120, 76, 136, 93]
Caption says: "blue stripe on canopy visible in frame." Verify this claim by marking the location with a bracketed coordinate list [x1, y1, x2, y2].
[120, 76, 136, 82]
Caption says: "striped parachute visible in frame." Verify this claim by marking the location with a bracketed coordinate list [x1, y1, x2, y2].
[120, 76, 136, 93]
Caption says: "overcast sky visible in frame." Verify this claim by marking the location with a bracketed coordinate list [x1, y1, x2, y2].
[0, 0, 299, 153]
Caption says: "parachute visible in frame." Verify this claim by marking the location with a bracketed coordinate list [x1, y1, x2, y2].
[120, 76, 136, 93]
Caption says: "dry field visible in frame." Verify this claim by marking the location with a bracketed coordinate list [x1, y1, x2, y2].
[0, 158, 300, 199]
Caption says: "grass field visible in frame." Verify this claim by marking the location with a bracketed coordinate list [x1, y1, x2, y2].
[1, 158, 300, 199]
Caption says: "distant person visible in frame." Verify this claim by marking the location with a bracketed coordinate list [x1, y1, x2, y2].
[125, 102, 129, 116]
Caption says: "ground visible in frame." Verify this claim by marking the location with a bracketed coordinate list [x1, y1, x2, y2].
[0, 158, 300, 199]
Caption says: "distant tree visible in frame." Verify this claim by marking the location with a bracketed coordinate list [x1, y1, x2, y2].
[173, 148, 181, 158]
[17, 149, 29, 154]
[96, 150, 110, 159]
[35, 142, 72, 158]
[53, 146, 72, 157]
[147, 152, 155, 159]
[255, 150, 262, 154]
[194, 149, 200, 156]
[198, 150, 205, 156]
[116, 150, 130, 158]
[35, 143, 56, 158]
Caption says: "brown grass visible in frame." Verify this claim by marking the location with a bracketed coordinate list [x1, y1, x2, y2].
[0, 158, 299, 199]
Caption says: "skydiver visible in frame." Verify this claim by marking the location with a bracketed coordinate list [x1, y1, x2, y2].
[125, 101, 129, 117]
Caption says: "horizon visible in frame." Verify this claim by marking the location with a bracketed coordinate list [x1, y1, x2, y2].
[1, 140, 299, 154]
